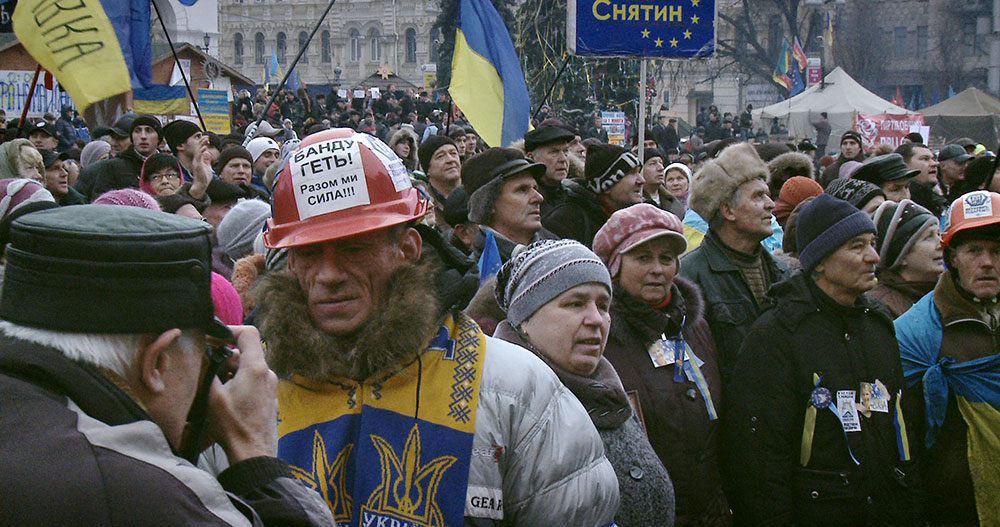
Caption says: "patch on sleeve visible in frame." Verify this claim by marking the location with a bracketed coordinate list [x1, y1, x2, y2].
[465, 486, 503, 520]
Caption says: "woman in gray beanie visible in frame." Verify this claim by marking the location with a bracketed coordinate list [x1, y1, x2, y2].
[494, 239, 676, 527]
[215, 199, 271, 277]
[868, 199, 944, 317]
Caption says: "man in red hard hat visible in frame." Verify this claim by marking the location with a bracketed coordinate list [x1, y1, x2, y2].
[895, 190, 1000, 527]
[255, 128, 618, 527]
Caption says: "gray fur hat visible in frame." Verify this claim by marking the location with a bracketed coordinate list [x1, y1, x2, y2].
[689, 142, 769, 221]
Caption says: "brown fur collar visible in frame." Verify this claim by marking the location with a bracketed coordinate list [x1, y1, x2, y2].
[252, 257, 442, 382]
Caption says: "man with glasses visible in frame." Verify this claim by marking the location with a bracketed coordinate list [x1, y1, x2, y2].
[0, 205, 334, 526]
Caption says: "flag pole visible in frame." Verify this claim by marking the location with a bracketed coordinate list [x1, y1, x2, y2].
[245, 0, 338, 145]
[18, 65, 43, 129]
[638, 58, 647, 162]
[150, 0, 207, 130]
[532, 55, 571, 121]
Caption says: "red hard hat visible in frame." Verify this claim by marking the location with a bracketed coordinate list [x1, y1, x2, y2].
[941, 190, 1000, 247]
[264, 128, 427, 249]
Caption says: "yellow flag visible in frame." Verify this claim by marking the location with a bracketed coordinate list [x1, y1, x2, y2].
[13, 0, 132, 111]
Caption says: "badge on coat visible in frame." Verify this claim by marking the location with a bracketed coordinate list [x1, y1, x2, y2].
[836, 390, 862, 432]
[857, 380, 890, 417]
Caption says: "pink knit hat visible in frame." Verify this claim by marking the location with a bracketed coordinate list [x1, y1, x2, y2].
[593, 203, 686, 277]
[210, 272, 243, 325]
[94, 188, 161, 210]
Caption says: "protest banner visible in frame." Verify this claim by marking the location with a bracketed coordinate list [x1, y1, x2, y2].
[855, 112, 926, 151]
[567, 0, 716, 58]
[0, 69, 75, 119]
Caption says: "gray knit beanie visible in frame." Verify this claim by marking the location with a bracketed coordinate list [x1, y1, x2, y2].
[216, 199, 271, 261]
[494, 239, 612, 327]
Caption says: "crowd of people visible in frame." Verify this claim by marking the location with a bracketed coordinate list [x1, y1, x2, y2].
[0, 88, 997, 527]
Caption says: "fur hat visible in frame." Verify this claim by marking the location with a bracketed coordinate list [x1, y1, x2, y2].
[768, 151, 815, 196]
[688, 142, 769, 222]
[584, 143, 640, 194]
[418, 135, 456, 173]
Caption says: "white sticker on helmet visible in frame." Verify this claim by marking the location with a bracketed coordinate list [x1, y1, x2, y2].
[354, 132, 412, 192]
[963, 191, 993, 219]
[289, 137, 370, 219]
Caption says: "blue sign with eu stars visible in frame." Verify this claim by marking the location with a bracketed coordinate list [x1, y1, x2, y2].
[568, 0, 715, 58]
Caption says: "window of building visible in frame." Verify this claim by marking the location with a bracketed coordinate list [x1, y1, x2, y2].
[917, 26, 928, 58]
[405, 28, 417, 63]
[254, 32, 265, 64]
[234, 33, 244, 64]
[369, 28, 382, 62]
[298, 31, 309, 63]
[350, 29, 361, 62]
[277, 32, 286, 63]
[430, 27, 439, 61]
[321, 30, 331, 63]
[894, 26, 907, 58]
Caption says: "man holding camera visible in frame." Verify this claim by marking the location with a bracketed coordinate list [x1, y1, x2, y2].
[0, 205, 333, 526]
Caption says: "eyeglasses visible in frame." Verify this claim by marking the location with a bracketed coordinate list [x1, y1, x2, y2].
[151, 172, 181, 182]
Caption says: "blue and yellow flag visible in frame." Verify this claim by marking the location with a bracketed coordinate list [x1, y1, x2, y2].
[477, 230, 502, 287]
[772, 39, 792, 92]
[13, 0, 152, 111]
[133, 84, 188, 115]
[449, 0, 530, 148]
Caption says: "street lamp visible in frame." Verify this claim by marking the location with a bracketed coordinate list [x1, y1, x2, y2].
[334, 66, 342, 83]
[202, 34, 211, 54]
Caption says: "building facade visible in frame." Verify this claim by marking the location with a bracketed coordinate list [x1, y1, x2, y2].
[218, 0, 441, 90]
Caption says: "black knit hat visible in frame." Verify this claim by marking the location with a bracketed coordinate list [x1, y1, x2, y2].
[825, 177, 885, 210]
[131, 114, 163, 140]
[643, 148, 665, 164]
[418, 135, 456, 172]
[462, 147, 545, 224]
[141, 153, 182, 182]
[584, 143, 640, 194]
[840, 130, 863, 146]
[797, 193, 877, 272]
[0, 205, 230, 339]
[214, 146, 253, 174]
[163, 120, 202, 153]
[872, 199, 937, 270]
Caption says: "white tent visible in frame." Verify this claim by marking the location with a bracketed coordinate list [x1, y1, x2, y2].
[752, 67, 914, 144]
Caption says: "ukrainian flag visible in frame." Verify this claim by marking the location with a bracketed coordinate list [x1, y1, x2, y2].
[449, 0, 530, 148]
[13, 0, 152, 111]
[133, 85, 188, 115]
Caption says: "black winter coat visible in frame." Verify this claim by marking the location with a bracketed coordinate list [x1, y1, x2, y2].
[603, 277, 730, 527]
[679, 230, 787, 388]
[722, 272, 920, 527]
[542, 178, 609, 248]
[76, 147, 146, 202]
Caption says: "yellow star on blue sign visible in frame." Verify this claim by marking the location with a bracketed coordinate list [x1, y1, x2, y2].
[684, 30, 692, 39]
[654, 37, 663, 47]
[641, 28, 650, 38]
[691, 0, 700, 6]
[670, 38, 679, 47]
[691, 14, 699, 24]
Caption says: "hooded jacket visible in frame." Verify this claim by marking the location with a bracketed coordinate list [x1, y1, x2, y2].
[542, 178, 610, 248]
[0, 139, 35, 179]
[388, 127, 420, 172]
[603, 277, 729, 527]
[0, 336, 334, 527]
[723, 272, 919, 526]
[252, 257, 619, 527]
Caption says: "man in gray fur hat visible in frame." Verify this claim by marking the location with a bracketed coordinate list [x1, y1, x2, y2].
[680, 142, 788, 387]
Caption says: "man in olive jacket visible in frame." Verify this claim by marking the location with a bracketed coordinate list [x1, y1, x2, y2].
[680, 142, 787, 386]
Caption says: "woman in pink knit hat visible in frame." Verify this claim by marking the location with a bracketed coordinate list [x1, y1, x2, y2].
[593, 203, 729, 527]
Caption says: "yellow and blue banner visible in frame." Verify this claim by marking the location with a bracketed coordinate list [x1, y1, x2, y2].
[567, 0, 715, 58]
[133, 84, 187, 115]
[772, 38, 792, 92]
[449, 0, 530, 148]
[13, 0, 151, 111]
[896, 293, 1000, 525]
[277, 313, 487, 527]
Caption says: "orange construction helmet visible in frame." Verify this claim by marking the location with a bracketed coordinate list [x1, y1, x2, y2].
[264, 128, 427, 249]
[941, 190, 1000, 247]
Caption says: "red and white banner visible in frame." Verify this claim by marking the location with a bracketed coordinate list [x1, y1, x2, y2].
[855, 113, 925, 151]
